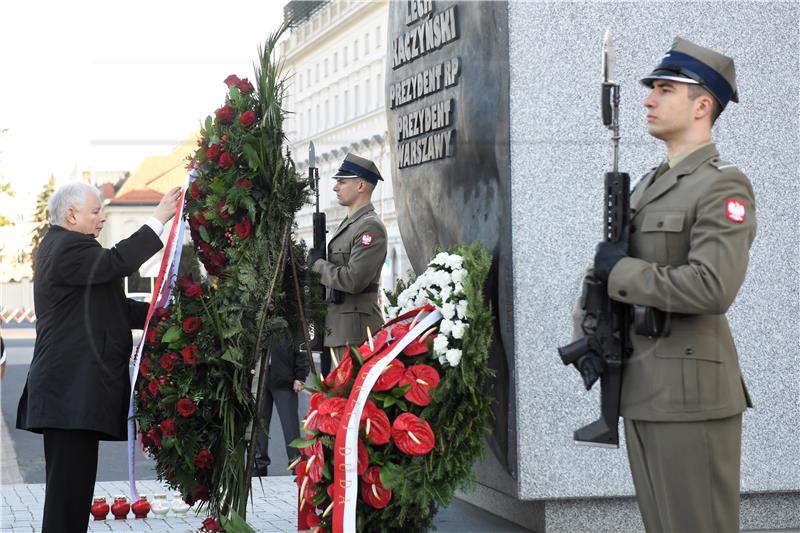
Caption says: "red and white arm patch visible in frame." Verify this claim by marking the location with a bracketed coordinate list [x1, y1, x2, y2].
[360, 232, 374, 246]
[725, 198, 746, 223]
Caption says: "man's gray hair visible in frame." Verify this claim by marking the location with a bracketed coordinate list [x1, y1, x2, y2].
[48, 182, 101, 225]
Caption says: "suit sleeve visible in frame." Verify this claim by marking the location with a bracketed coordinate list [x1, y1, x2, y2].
[608, 169, 757, 314]
[293, 348, 310, 382]
[58, 225, 164, 286]
[127, 299, 150, 329]
[312, 220, 387, 294]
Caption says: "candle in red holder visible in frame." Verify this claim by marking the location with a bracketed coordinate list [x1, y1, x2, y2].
[110, 495, 130, 520]
[131, 495, 151, 519]
[90, 496, 109, 521]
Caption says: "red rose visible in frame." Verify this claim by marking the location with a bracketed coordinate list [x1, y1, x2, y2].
[202, 517, 222, 532]
[199, 242, 213, 257]
[391, 413, 435, 456]
[205, 144, 221, 162]
[218, 199, 232, 220]
[193, 484, 209, 502]
[218, 152, 235, 169]
[139, 357, 151, 378]
[184, 283, 204, 300]
[223, 74, 241, 87]
[145, 325, 159, 345]
[146, 427, 162, 448]
[399, 364, 441, 407]
[315, 397, 347, 435]
[176, 274, 194, 290]
[177, 398, 197, 417]
[236, 78, 253, 94]
[235, 178, 253, 189]
[196, 211, 209, 226]
[239, 110, 256, 128]
[160, 352, 179, 372]
[209, 252, 227, 269]
[147, 379, 161, 397]
[182, 317, 201, 334]
[190, 182, 202, 201]
[234, 217, 251, 239]
[193, 449, 214, 469]
[154, 307, 171, 322]
[360, 466, 392, 509]
[360, 400, 390, 445]
[182, 343, 199, 365]
[215, 105, 234, 125]
[159, 418, 177, 438]
[372, 359, 404, 392]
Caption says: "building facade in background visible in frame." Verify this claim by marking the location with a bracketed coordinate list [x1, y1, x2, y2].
[280, 0, 409, 292]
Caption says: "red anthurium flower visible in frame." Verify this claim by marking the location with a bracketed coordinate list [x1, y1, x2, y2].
[176, 274, 194, 290]
[360, 466, 392, 509]
[403, 326, 436, 356]
[302, 440, 324, 483]
[234, 216, 251, 239]
[295, 460, 318, 507]
[182, 343, 199, 365]
[399, 364, 441, 407]
[139, 357, 151, 378]
[223, 74, 240, 87]
[302, 392, 325, 432]
[202, 517, 222, 532]
[193, 449, 214, 469]
[160, 352, 179, 372]
[323, 353, 353, 392]
[236, 78, 254, 94]
[159, 418, 177, 438]
[177, 398, 197, 417]
[184, 283, 203, 300]
[357, 328, 389, 360]
[315, 397, 347, 436]
[357, 438, 369, 476]
[234, 178, 253, 189]
[372, 359, 404, 392]
[391, 413, 435, 456]
[360, 400, 390, 445]
[239, 110, 256, 128]
[215, 105, 234, 125]
[390, 323, 409, 340]
[182, 317, 201, 334]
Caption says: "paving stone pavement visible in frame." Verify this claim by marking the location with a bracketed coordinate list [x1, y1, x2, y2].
[0, 477, 298, 533]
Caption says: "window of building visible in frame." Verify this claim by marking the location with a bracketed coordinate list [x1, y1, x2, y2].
[344, 46, 348, 67]
[298, 111, 303, 137]
[307, 107, 311, 133]
[307, 69, 311, 88]
[353, 39, 359, 61]
[324, 99, 329, 130]
[334, 94, 339, 123]
[333, 52, 338, 73]
[365, 32, 370, 55]
[324, 58, 328, 78]
[315, 63, 319, 83]
[376, 26, 382, 47]
[316, 104, 320, 132]
[376, 73, 382, 107]
[365, 79, 371, 110]
[354, 84, 360, 116]
[344, 89, 349, 118]
[298, 73, 303, 92]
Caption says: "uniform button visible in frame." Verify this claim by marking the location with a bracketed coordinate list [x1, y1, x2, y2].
[657, 221, 664, 228]
[685, 348, 694, 355]
[619, 290, 628, 297]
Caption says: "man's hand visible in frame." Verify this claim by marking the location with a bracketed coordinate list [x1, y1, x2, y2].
[292, 379, 305, 393]
[594, 228, 629, 283]
[153, 186, 182, 224]
[307, 248, 324, 267]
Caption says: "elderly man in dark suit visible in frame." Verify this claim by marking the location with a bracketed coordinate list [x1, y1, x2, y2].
[16, 181, 181, 532]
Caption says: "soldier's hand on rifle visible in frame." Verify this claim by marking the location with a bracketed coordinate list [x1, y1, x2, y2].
[594, 227, 629, 283]
[307, 247, 324, 267]
[575, 351, 605, 391]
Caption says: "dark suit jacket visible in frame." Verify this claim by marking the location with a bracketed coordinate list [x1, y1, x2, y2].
[265, 335, 310, 390]
[17, 224, 162, 440]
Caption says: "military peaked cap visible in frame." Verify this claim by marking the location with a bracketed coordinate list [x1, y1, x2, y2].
[332, 153, 383, 185]
[641, 37, 739, 110]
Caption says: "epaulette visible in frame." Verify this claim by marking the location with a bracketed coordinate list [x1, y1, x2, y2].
[709, 158, 739, 172]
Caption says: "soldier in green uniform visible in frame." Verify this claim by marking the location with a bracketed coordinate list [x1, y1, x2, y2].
[593, 38, 756, 532]
[307, 153, 387, 376]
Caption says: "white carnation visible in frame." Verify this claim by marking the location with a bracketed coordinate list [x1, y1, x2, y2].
[432, 252, 449, 266]
[456, 300, 469, 319]
[441, 302, 456, 320]
[414, 292, 428, 307]
[451, 268, 467, 284]
[386, 306, 398, 319]
[433, 334, 448, 355]
[445, 348, 462, 366]
[451, 321, 467, 339]
[439, 319, 454, 335]
[438, 354, 448, 366]
[453, 282, 464, 295]
[439, 284, 453, 302]
[445, 254, 464, 270]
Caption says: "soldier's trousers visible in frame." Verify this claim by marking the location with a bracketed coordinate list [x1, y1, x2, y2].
[624, 414, 742, 533]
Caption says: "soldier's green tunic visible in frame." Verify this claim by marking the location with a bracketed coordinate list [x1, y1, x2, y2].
[312, 203, 387, 348]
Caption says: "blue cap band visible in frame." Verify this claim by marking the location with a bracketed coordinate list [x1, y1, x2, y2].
[337, 160, 382, 184]
[656, 51, 734, 108]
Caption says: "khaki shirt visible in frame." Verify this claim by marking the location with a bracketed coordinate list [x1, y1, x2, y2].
[608, 143, 756, 421]
[312, 203, 387, 347]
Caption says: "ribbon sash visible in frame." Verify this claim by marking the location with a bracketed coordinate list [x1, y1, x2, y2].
[331, 309, 442, 533]
[127, 173, 192, 499]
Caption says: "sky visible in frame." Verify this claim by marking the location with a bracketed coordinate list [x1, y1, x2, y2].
[0, 0, 284, 200]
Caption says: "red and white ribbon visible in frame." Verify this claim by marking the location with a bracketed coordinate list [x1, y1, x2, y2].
[331, 309, 442, 533]
[127, 172, 193, 500]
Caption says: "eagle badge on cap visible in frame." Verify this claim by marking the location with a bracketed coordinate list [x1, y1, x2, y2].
[725, 198, 746, 223]
[360, 232, 374, 246]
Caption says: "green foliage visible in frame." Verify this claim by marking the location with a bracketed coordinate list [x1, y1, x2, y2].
[29, 175, 55, 269]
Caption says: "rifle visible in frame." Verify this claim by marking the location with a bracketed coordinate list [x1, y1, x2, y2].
[557, 31, 631, 448]
[308, 142, 327, 350]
